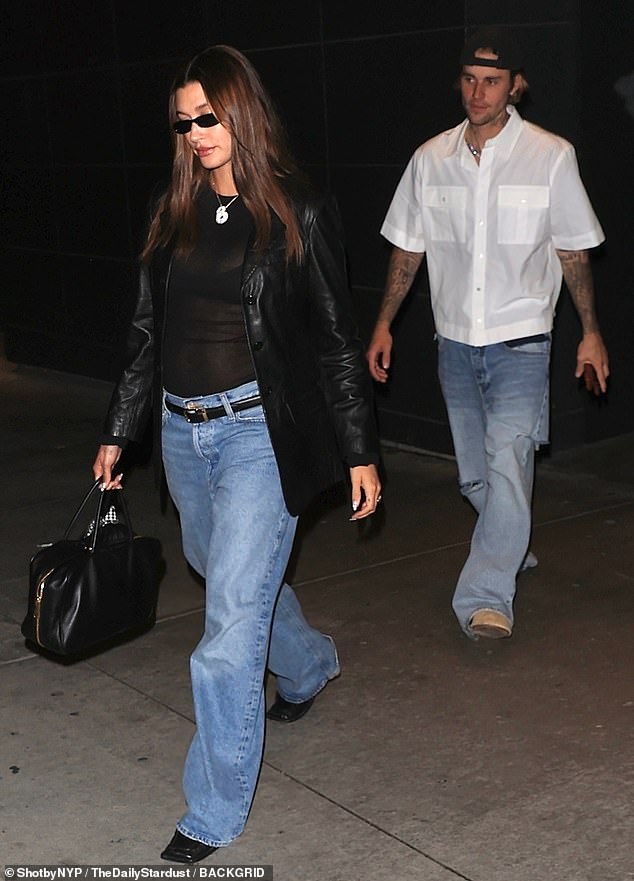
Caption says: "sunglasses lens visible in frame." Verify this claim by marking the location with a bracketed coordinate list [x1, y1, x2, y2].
[173, 113, 219, 134]
[198, 113, 219, 128]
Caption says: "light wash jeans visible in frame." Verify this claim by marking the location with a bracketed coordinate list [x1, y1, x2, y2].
[437, 335, 550, 637]
[161, 380, 340, 846]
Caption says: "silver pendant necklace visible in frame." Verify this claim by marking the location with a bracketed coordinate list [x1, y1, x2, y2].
[466, 140, 480, 158]
[214, 191, 239, 224]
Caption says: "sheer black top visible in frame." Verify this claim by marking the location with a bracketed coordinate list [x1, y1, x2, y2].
[162, 187, 255, 396]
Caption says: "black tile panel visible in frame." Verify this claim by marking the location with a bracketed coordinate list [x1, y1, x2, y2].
[46, 70, 124, 165]
[246, 46, 327, 166]
[119, 61, 177, 166]
[325, 31, 465, 165]
[113, 0, 214, 64]
[506, 24, 579, 143]
[329, 165, 414, 291]
[351, 286, 383, 349]
[5, 325, 118, 381]
[0, 77, 49, 166]
[549, 408, 585, 451]
[302, 164, 330, 192]
[377, 407, 454, 454]
[1, 168, 57, 251]
[323, 0, 465, 40]
[0, 0, 49, 76]
[465, 0, 579, 25]
[126, 167, 172, 255]
[550, 295, 581, 419]
[213, 1, 321, 48]
[61, 255, 137, 353]
[41, 1, 116, 72]
[53, 167, 131, 257]
[3, 253, 136, 381]
[0, 250, 64, 332]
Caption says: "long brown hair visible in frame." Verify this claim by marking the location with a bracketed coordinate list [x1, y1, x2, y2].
[142, 45, 304, 263]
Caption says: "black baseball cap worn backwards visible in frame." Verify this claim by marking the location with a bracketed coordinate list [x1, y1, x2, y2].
[460, 27, 524, 71]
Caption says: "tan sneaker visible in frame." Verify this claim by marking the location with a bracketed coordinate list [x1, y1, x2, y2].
[519, 550, 538, 572]
[469, 609, 512, 639]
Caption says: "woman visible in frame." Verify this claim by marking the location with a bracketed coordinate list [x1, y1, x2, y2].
[93, 45, 381, 863]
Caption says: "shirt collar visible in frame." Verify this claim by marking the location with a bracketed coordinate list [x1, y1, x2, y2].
[451, 105, 524, 164]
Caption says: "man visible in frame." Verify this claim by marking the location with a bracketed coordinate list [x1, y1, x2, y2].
[367, 27, 609, 640]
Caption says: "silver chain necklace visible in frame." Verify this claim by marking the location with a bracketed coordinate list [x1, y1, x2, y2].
[466, 113, 509, 160]
[214, 191, 240, 225]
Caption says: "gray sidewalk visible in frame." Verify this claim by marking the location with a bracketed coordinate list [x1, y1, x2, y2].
[1, 349, 633, 881]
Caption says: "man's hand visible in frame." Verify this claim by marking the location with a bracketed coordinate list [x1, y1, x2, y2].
[556, 249, 609, 394]
[575, 331, 609, 394]
[367, 323, 393, 383]
[366, 247, 424, 384]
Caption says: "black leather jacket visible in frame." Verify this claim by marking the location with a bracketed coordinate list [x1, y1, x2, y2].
[103, 185, 379, 515]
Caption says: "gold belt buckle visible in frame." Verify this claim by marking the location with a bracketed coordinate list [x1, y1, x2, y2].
[184, 402, 209, 423]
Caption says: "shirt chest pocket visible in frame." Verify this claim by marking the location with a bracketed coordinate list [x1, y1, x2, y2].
[422, 187, 467, 243]
[497, 185, 550, 245]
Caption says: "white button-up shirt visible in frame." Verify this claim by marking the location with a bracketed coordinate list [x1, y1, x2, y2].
[380, 106, 605, 345]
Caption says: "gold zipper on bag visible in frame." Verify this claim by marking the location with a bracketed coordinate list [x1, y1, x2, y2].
[34, 567, 55, 647]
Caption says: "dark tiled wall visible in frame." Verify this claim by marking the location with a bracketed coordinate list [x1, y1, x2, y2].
[2, 0, 632, 452]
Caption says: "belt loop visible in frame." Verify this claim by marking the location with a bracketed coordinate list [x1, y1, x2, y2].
[220, 393, 234, 419]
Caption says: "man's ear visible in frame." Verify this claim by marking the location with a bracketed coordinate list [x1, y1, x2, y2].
[509, 72, 521, 97]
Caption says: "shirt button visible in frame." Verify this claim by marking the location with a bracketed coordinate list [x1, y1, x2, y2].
[479, 221, 484, 226]
[246, 295, 255, 305]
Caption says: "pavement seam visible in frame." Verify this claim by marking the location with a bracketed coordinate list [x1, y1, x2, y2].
[263, 762, 476, 880]
[293, 498, 634, 588]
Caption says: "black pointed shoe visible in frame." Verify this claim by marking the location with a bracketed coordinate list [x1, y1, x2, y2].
[160, 829, 218, 863]
[266, 693, 315, 723]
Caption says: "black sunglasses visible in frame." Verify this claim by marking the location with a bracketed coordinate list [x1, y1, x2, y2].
[173, 112, 220, 135]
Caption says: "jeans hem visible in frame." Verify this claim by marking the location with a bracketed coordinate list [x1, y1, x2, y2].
[277, 635, 340, 703]
[175, 822, 228, 848]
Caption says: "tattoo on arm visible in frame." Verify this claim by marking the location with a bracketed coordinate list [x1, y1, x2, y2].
[556, 249, 600, 334]
[378, 248, 425, 325]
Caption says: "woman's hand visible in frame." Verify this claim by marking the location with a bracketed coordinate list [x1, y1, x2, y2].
[349, 464, 382, 520]
[92, 444, 124, 490]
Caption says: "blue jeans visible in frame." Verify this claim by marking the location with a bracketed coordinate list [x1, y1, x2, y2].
[161, 380, 340, 846]
[437, 335, 550, 636]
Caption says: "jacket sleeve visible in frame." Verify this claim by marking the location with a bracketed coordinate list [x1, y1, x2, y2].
[305, 195, 380, 465]
[101, 262, 155, 443]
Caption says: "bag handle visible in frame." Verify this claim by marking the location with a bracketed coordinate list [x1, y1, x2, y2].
[64, 479, 134, 550]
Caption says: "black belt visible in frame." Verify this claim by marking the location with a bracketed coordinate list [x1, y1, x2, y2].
[165, 396, 261, 424]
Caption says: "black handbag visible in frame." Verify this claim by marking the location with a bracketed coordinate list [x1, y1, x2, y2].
[21, 480, 163, 656]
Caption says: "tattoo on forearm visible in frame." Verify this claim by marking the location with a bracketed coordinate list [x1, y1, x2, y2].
[378, 249, 424, 325]
[556, 249, 599, 334]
